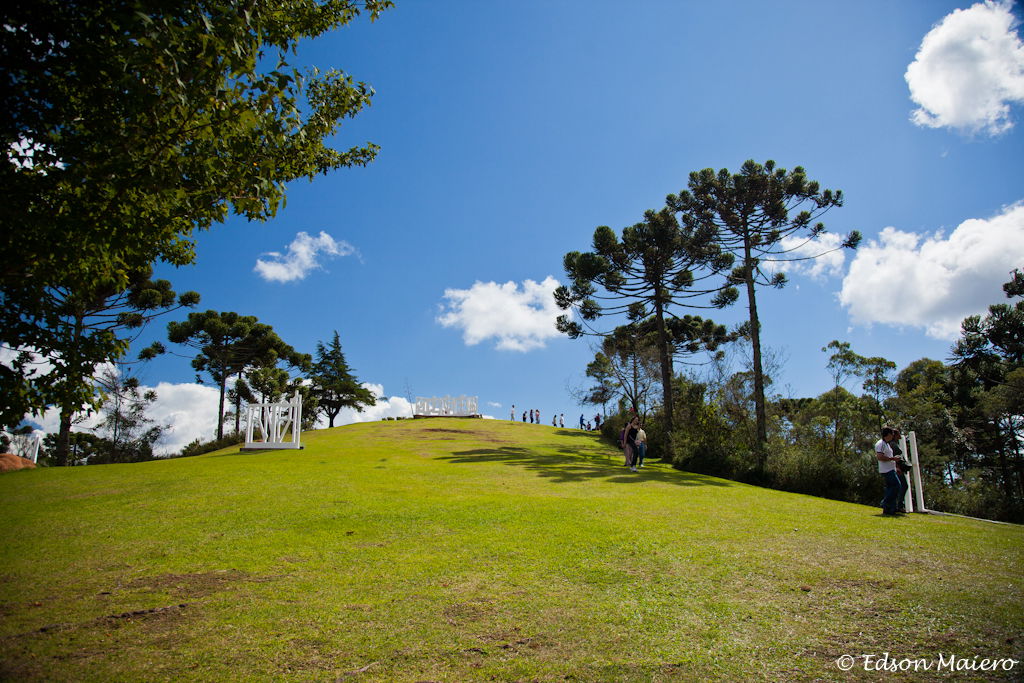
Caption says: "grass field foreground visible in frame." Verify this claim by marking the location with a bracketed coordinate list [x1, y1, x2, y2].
[1, 419, 1021, 681]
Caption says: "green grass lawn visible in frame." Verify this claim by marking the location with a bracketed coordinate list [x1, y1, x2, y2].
[1, 419, 1021, 681]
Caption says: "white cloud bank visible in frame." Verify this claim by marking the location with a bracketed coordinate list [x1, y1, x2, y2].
[839, 202, 1024, 339]
[254, 231, 357, 283]
[436, 276, 567, 351]
[906, 0, 1024, 135]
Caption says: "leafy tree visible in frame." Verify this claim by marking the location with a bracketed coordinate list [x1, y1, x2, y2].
[580, 352, 620, 417]
[668, 160, 861, 466]
[88, 366, 165, 464]
[555, 207, 735, 451]
[1, 0, 390, 422]
[147, 311, 310, 439]
[858, 355, 897, 431]
[310, 331, 375, 429]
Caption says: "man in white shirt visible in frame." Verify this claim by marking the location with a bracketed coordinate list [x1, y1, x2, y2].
[876, 426, 902, 516]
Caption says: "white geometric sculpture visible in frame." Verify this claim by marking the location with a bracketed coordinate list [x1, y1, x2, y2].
[413, 395, 479, 417]
[244, 390, 303, 450]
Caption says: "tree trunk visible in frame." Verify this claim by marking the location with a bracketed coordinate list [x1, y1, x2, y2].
[233, 373, 242, 435]
[653, 297, 674, 460]
[56, 408, 73, 466]
[743, 240, 768, 467]
[217, 376, 226, 440]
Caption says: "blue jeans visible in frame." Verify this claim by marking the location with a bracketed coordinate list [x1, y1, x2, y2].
[881, 471, 901, 514]
[636, 442, 647, 465]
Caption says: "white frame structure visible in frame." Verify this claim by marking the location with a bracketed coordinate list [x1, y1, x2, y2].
[244, 390, 303, 450]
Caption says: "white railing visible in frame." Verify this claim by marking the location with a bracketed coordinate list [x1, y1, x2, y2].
[413, 395, 479, 417]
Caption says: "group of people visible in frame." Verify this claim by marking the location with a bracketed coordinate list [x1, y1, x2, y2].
[509, 403, 649, 471]
[875, 426, 912, 516]
[511, 405, 565, 428]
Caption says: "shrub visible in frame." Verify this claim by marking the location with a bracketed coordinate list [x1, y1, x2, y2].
[175, 433, 244, 458]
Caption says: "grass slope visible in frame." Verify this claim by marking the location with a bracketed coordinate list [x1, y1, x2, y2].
[1, 419, 1021, 681]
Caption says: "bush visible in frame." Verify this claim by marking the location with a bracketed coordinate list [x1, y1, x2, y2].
[175, 433, 244, 458]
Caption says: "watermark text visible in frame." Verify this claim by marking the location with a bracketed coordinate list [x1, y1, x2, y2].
[835, 652, 1020, 673]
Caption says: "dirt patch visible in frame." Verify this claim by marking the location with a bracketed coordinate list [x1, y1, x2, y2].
[443, 599, 495, 624]
[424, 429, 473, 435]
[123, 569, 264, 600]
[0, 453, 35, 472]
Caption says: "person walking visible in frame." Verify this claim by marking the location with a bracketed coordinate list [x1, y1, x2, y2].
[529, 409, 534, 424]
[559, 414, 564, 428]
[876, 426, 902, 515]
[579, 414, 586, 429]
[511, 404, 516, 421]
[635, 421, 648, 468]
[623, 416, 641, 472]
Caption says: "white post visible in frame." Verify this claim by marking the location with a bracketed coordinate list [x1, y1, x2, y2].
[898, 433, 914, 513]
[909, 431, 926, 512]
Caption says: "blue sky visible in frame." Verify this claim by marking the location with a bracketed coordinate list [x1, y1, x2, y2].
[31, 0, 1024, 452]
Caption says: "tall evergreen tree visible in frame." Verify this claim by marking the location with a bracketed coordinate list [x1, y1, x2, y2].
[668, 160, 861, 467]
[310, 331, 375, 428]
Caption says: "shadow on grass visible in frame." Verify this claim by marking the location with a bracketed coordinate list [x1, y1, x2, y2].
[440, 445, 732, 487]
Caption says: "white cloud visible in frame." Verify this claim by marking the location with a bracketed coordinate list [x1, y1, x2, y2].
[770, 232, 847, 281]
[839, 202, 1024, 339]
[906, 0, 1024, 135]
[436, 276, 567, 352]
[254, 231, 357, 283]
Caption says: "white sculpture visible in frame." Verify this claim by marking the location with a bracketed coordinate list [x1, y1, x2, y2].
[244, 390, 303, 449]
[413, 395, 479, 417]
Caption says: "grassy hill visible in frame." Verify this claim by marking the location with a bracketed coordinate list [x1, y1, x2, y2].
[1, 419, 1021, 681]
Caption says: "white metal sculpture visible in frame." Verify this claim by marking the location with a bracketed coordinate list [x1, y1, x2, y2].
[244, 390, 303, 450]
[413, 395, 479, 417]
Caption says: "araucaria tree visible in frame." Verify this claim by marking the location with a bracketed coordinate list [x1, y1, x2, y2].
[555, 207, 735, 449]
[1, 0, 390, 424]
[150, 311, 310, 439]
[668, 160, 861, 466]
[310, 331, 375, 428]
[16, 269, 198, 465]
